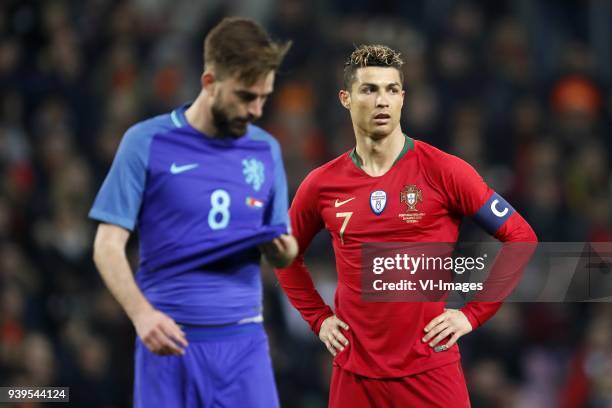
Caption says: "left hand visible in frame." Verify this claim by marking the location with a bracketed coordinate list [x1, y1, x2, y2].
[422, 308, 473, 351]
[259, 234, 299, 268]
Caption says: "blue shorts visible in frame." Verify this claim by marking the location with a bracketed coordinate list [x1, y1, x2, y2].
[133, 323, 279, 408]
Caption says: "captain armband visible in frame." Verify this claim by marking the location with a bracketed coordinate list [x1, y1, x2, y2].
[472, 192, 515, 235]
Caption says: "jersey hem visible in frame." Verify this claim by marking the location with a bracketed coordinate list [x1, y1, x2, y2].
[334, 352, 461, 379]
[88, 209, 135, 231]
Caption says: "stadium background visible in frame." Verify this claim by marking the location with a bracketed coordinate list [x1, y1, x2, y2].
[1, 0, 611, 406]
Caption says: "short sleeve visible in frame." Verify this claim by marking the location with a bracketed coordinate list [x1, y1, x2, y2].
[88, 124, 155, 231]
[265, 137, 290, 229]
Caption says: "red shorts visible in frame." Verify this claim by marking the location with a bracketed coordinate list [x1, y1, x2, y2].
[329, 361, 470, 408]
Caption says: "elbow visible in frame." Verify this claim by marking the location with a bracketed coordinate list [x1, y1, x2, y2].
[529, 228, 538, 243]
[92, 223, 130, 269]
[524, 223, 538, 243]
[514, 228, 538, 245]
[498, 213, 539, 243]
[92, 238, 107, 269]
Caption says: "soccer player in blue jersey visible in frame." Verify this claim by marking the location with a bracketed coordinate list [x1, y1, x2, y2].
[90, 18, 296, 408]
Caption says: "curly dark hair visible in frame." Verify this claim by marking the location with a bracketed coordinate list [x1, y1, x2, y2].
[343, 44, 404, 90]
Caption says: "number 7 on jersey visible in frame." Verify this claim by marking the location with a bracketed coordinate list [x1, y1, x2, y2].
[336, 212, 353, 244]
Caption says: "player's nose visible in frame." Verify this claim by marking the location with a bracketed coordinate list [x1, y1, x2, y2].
[247, 98, 264, 119]
[375, 92, 390, 107]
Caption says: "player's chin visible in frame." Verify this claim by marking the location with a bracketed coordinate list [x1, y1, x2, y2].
[228, 121, 249, 138]
[370, 121, 397, 137]
[369, 127, 392, 139]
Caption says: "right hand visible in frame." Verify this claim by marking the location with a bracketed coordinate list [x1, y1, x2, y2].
[319, 315, 350, 357]
[132, 308, 188, 356]
[258, 234, 299, 268]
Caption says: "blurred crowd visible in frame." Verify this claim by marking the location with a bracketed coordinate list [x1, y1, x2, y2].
[1, 0, 611, 407]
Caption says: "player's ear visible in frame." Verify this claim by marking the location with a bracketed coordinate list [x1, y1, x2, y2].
[339, 89, 351, 110]
[201, 71, 216, 92]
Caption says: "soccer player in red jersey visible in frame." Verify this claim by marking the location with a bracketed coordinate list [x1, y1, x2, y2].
[275, 44, 538, 407]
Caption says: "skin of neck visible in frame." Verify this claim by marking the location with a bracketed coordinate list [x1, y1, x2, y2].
[353, 124, 405, 177]
[185, 89, 217, 137]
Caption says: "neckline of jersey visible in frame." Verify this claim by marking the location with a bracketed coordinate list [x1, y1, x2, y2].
[349, 134, 415, 176]
[173, 103, 249, 146]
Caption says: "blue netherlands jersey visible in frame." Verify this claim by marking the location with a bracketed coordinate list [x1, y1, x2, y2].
[89, 104, 289, 325]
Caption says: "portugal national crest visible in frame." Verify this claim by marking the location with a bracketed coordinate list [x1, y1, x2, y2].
[400, 184, 423, 212]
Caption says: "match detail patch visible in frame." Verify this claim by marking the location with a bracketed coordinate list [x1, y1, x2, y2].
[246, 197, 264, 208]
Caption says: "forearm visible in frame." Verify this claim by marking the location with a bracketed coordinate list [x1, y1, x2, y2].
[276, 173, 333, 333]
[93, 245, 152, 321]
[275, 255, 334, 333]
[462, 212, 538, 328]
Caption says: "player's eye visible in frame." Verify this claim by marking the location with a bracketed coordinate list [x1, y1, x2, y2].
[361, 86, 375, 94]
[237, 92, 257, 102]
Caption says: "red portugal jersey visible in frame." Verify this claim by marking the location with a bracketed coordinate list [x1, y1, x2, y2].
[276, 136, 537, 378]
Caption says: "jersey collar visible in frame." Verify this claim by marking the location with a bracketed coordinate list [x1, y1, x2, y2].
[172, 102, 250, 146]
[350, 134, 414, 169]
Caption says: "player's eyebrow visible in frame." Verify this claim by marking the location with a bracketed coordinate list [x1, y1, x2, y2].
[359, 82, 401, 89]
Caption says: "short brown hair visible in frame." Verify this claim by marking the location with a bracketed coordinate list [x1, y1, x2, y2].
[204, 17, 291, 85]
[343, 44, 404, 90]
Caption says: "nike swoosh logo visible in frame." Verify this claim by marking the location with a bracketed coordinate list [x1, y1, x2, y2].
[334, 197, 355, 207]
[170, 163, 199, 174]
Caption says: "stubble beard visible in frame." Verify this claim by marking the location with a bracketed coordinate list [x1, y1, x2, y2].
[211, 102, 249, 138]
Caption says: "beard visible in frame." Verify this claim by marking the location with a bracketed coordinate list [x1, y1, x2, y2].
[211, 102, 251, 138]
